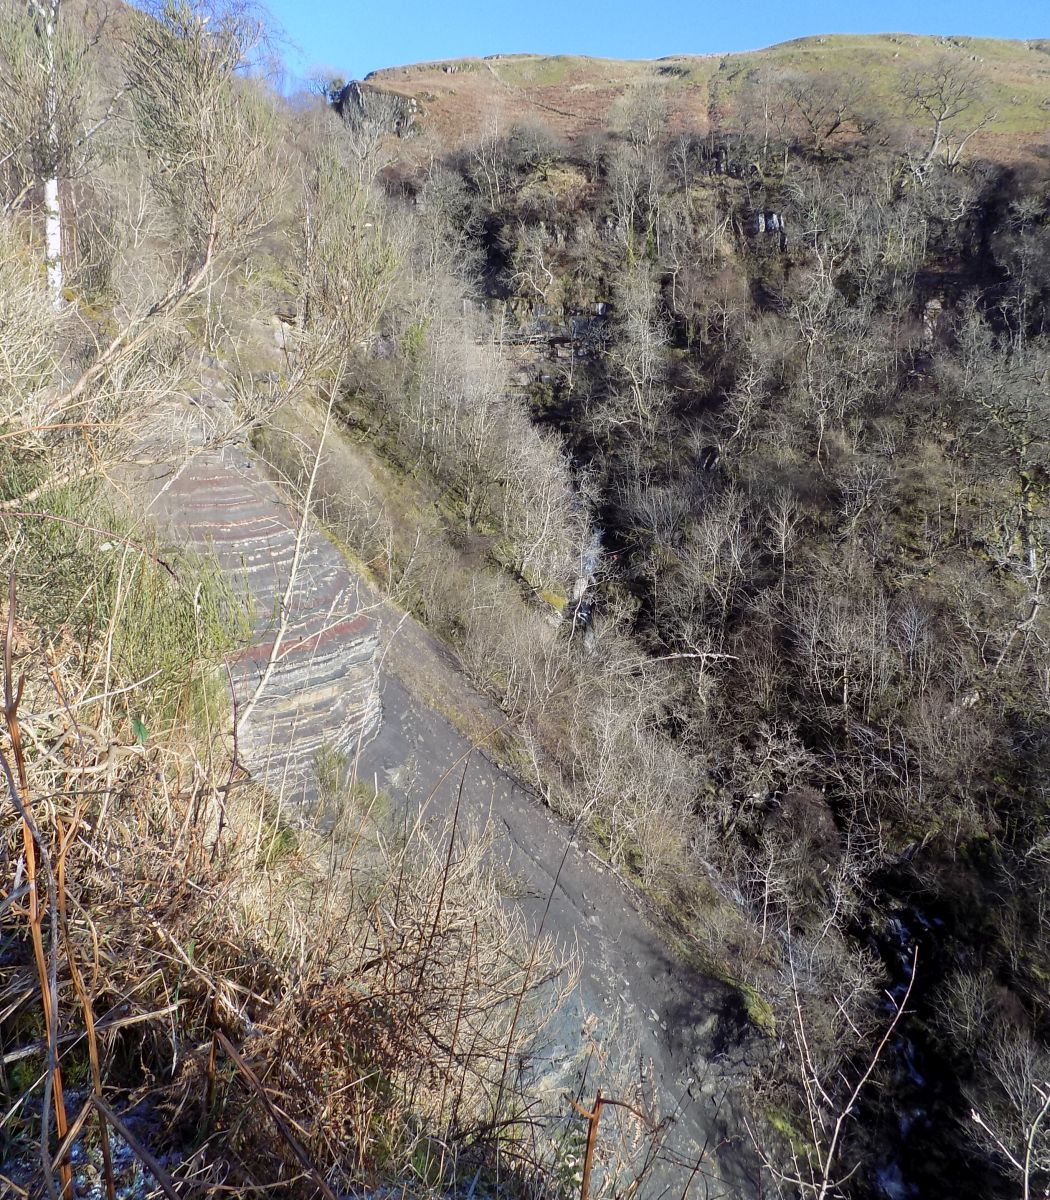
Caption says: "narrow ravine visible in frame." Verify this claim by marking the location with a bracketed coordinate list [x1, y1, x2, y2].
[124, 382, 761, 1198]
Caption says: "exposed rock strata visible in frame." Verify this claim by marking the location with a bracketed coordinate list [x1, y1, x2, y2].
[129, 392, 381, 807]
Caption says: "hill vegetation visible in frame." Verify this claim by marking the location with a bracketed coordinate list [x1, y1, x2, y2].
[2, 3, 1050, 1200]
[314, 30, 1050, 1200]
[355, 34, 1050, 162]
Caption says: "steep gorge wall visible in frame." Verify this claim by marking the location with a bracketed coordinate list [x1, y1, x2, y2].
[129, 385, 382, 808]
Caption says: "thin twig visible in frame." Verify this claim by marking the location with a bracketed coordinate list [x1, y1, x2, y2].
[0, 510, 177, 577]
[57, 816, 116, 1200]
[3, 575, 69, 1200]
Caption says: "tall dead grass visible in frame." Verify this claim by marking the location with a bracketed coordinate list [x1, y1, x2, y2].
[0, 494, 577, 1197]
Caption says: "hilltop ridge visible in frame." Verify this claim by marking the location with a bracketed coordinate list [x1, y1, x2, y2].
[353, 33, 1050, 160]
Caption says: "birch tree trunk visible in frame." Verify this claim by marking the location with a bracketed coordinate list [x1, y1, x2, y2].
[33, 0, 63, 304]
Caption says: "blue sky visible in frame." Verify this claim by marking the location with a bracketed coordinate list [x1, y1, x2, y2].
[264, 0, 1048, 86]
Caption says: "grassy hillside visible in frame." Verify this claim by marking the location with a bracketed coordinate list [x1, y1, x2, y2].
[363, 34, 1050, 160]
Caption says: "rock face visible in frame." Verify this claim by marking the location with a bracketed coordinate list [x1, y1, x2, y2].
[921, 295, 947, 347]
[750, 210, 788, 248]
[355, 669, 760, 1198]
[131, 392, 381, 808]
[333, 80, 420, 138]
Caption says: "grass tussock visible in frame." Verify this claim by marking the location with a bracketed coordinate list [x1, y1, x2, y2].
[6, 482, 249, 735]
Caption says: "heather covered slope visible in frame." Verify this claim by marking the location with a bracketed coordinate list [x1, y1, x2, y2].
[359, 34, 1050, 162]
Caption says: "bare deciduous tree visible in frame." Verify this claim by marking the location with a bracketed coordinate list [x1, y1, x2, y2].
[0, 0, 114, 300]
[904, 56, 998, 176]
[968, 1025, 1050, 1200]
[782, 73, 867, 154]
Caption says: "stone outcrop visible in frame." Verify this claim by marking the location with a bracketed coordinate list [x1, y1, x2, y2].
[749, 209, 788, 248]
[118, 376, 758, 1196]
[333, 80, 421, 138]
[130, 388, 381, 809]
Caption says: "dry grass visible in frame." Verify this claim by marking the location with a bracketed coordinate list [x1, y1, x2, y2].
[0, 495, 578, 1197]
[367, 34, 1050, 163]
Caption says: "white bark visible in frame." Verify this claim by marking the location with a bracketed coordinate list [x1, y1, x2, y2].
[33, 0, 63, 304]
[43, 174, 62, 301]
